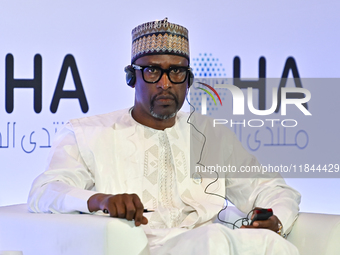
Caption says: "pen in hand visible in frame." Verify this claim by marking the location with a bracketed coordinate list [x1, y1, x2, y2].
[102, 209, 154, 214]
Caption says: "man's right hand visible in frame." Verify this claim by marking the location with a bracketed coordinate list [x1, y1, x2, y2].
[87, 193, 148, 226]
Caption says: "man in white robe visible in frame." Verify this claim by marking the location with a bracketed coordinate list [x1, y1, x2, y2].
[28, 18, 301, 254]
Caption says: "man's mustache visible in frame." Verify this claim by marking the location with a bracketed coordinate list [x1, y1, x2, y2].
[151, 92, 179, 106]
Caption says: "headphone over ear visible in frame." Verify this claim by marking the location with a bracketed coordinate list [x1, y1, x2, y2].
[125, 65, 136, 87]
[124, 65, 194, 88]
[188, 69, 194, 88]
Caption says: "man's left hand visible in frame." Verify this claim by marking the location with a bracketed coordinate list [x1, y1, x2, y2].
[240, 214, 280, 232]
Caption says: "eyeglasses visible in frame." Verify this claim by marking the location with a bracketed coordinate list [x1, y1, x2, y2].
[132, 64, 191, 84]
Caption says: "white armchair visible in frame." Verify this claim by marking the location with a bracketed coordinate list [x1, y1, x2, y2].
[0, 204, 149, 255]
[0, 204, 339, 255]
[218, 205, 340, 255]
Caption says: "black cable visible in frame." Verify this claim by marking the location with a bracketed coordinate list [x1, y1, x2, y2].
[185, 92, 255, 229]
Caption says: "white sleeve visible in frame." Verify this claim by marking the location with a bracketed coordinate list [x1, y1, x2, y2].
[225, 133, 301, 235]
[27, 123, 99, 214]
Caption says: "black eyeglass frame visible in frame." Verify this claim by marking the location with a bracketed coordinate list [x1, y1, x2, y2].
[132, 64, 191, 84]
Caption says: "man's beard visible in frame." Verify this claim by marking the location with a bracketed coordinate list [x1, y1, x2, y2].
[150, 108, 177, 120]
[150, 92, 179, 120]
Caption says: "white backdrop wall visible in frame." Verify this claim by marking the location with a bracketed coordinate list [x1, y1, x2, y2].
[0, 0, 339, 215]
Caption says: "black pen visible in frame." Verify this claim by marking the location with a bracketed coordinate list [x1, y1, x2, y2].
[143, 209, 155, 213]
[103, 209, 154, 213]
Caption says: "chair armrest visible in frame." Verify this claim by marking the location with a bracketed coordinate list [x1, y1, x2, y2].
[216, 206, 340, 255]
[287, 212, 340, 255]
[0, 204, 149, 255]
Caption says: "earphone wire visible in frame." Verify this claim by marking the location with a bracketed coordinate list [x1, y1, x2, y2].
[185, 90, 254, 229]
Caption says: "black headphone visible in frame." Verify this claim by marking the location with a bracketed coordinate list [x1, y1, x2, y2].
[124, 65, 194, 88]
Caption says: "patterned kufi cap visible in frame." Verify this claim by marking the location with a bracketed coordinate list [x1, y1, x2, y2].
[131, 17, 190, 63]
